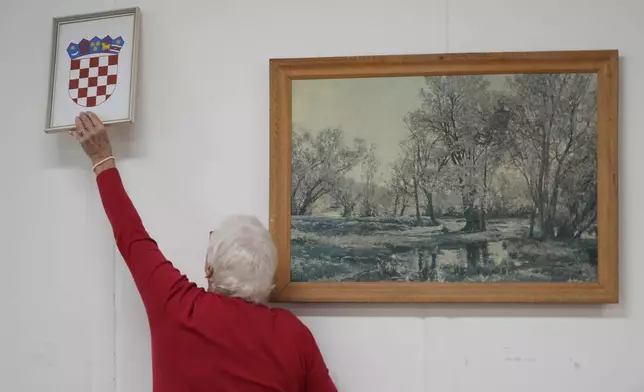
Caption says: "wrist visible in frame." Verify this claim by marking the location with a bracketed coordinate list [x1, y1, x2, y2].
[92, 156, 116, 175]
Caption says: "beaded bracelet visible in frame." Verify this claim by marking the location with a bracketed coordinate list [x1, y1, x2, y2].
[92, 156, 115, 172]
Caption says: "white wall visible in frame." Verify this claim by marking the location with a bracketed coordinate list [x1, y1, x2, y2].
[0, 1, 118, 391]
[2, 0, 643, 391]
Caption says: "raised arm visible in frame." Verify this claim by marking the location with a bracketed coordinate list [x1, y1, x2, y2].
[72, 112, 203, 321]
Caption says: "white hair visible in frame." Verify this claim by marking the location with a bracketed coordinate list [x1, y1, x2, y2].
[206, 215, 277, 303]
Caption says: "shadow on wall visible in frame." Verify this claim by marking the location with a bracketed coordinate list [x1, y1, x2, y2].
[282, 302, 626, 319]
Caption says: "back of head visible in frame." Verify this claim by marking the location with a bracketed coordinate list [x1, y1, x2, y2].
[206, 215, 277, 304]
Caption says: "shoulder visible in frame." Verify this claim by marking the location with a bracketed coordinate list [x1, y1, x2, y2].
[270, 306, 317, 343]
[270, 306, 304, 325]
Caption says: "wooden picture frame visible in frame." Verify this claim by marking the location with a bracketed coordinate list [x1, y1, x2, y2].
[45, 7, 141, 133]
[269, 50, 618, 303]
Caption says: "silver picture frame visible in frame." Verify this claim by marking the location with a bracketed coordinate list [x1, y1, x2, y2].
[45, 7, 141, 134]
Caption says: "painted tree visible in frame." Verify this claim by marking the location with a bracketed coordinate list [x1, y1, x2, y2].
[410, 75, 508, 231]
[331, 177, 362, 217]
[399, 111, 450, 226]
[486, 170, 532, 218]
[291, 127, 368, 215]
[359, 146, 380, 217]
[387, 153, 414, 216]
[473, 95, 512, 230]
[505, 73, 597, 238]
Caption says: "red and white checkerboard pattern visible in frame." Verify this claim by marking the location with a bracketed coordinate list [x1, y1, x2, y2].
[68, 54, 119, 107]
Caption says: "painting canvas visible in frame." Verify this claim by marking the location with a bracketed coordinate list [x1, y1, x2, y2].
[269, 51, 618, 303]
[45, 7, 140, 133]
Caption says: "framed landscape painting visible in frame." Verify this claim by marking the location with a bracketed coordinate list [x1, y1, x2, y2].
[269, 50, 619, 303]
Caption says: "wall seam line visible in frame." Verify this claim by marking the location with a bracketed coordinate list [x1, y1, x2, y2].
[112, 242, 117, 392]
[424, 317, 428, 392]
[445, 0, 450, 53]
[112, 1, 118, 388]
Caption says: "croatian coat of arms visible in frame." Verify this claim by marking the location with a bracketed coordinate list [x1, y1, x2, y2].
[66, 35, 125, 107]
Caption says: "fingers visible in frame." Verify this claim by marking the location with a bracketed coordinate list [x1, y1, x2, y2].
[86, 112, 104, 131]
[74, 116, 84, 130]
[79, 112, 95, 133]
[69, 117, 84, 141]
[69, 130, 82, 141]
[70, 111, 106, 143]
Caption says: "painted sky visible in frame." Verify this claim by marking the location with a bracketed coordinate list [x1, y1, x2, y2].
[291, 75, 507, 184]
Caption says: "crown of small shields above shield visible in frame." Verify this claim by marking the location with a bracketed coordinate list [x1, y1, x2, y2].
[67, 35, 125, 59]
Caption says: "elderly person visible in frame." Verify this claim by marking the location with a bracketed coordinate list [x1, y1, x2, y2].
[71, 112, 337, 392]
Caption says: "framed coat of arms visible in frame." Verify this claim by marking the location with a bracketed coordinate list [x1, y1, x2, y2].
[268, 50, 619, 304]
[45, 7, 140, 133]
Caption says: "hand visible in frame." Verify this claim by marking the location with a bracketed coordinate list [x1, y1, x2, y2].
[70, 112, 114, 171]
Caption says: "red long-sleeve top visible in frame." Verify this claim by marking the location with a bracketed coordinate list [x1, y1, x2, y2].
[96, 167, 337, 392]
